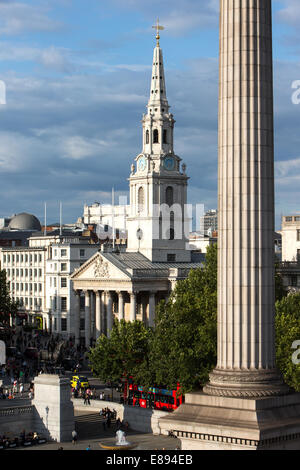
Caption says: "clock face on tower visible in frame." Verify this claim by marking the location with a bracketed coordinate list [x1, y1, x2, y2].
[164, 156, 175, 171]
[138, 156, 147, 172]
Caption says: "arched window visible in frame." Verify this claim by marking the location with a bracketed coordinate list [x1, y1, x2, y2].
[166, 186, 174, 207]
[138, 187, 145, 213]
[153, 129, 159, 144]
[163, 129, 168, 144]
[146, 130, 149, 144]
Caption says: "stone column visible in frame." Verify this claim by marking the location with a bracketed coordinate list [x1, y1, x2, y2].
[84, 290, 91, 348]
[95, 291, 102, 340]
[118, 291, 125, 321]
[130, 292, 137, 322]
[204, 0, 287, 398]
[106, 291, 113, 337]
[149, 292, 156, 328]
[74, 290, 81, 347]
[90, 291, 95, 341]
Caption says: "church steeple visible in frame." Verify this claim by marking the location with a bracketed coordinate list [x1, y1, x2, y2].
[148, 39, 169, 114]
[127, 24, 190, 263]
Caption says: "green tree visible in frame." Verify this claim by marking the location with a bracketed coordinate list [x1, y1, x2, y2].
[275, 292, 300, 392]
[88, 319, 154, 396]
[149, 243, 218, 394]
[0, 270, 19, 325]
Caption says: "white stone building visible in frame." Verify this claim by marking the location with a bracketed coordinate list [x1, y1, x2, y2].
[280, 215, 300, 262]
[0, 228, 99, 337]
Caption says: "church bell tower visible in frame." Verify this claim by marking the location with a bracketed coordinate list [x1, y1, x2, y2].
[127, 21, 191, 263]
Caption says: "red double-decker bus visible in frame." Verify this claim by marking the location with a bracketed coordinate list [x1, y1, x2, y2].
[128, 381, 183, 412]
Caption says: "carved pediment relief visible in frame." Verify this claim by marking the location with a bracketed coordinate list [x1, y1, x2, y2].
[94, 256, 110, 279]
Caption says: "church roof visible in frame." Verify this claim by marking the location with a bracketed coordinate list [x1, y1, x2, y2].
[101, 251, 204, 271]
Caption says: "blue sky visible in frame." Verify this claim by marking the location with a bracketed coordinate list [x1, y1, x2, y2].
[0, 0, 300, 229]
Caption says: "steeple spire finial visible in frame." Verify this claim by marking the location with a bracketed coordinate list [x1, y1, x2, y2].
[152, 18, 164, 47]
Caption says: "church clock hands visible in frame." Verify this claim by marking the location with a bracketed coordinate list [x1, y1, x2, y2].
[164, 156, 175, 171]
[138, 156, 147, 172]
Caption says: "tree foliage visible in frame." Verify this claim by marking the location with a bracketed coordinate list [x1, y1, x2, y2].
[275, 292, 300, 392]
[0, 270, 19, 325]
[88, 319, 154, 385]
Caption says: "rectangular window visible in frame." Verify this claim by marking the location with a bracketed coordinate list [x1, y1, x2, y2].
[80, 318, 85, 331]
[286, 216, 293, 222]
[61, 263, 67, 272]
[61, 249, 67, 257]
[61, 277, 67, 288]
[167, 254, 176, 262]
[61, 297, 67, 311]
[80, 296, 85, 311]
[297, 230, 300, 242]
[54, 318, 57, 331]
[295, 217, 300, 222]
[61, 318, 67, 331]
[80, 249, 85, 257]
[291, 275, 298, 287]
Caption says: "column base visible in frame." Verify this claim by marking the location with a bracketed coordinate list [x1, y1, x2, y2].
[203, 368, 290, 398]
[159, 391, 300, 450]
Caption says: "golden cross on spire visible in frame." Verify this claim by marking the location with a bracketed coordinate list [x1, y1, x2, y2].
[152, 18, 164, 46]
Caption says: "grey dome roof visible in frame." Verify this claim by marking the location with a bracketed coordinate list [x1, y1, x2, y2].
[8, 213, 41, 231]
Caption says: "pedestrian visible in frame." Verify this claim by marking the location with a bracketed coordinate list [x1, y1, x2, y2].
[86, 444, 91, 451]
[19, 383, 24, 395]
[72, 430, 78, 445]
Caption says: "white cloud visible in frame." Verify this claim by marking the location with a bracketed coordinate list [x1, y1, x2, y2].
[276, 0, 300, 26]
[0, 1, 62, 35]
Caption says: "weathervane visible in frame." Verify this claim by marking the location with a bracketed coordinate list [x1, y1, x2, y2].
[152, 18, 164, 46]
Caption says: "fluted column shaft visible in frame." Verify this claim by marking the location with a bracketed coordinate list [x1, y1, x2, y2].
[205, 0, 288, 398]
[84, 290, 91, 348]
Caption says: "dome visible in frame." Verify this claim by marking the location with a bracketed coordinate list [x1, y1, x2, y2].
[8, 213, 42, 231]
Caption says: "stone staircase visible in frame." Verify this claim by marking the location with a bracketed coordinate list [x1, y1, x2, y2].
[75, 412, 117, 440]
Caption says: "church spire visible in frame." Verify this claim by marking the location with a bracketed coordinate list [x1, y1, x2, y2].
[148, 19, 169, 114]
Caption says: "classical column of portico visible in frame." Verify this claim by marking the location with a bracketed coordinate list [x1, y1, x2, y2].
[106, 291, 113, 337]
[74, 290, 81, 346]
[95, 291, 102, 340]
[148, 292, 156, 328]
[204, 0, 288, 397]
[84, 290, 91, 348]
[117, 291, 125, 321]
[130, 292, 137, 322]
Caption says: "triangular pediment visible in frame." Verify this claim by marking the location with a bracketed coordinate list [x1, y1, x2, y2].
[71, 252, 131, 281]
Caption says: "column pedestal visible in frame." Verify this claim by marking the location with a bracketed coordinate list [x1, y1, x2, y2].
[159, 392, 300, 450]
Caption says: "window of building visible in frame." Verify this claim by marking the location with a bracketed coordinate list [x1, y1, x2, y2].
[80, 296, 85, 311]
[61, 277, 67, 288]
[291, 275, 298, 287]
[297, 230, 300, 242]
[54, 318, 57, 331]
[138, 187, 145, 213]
[80, 318, 85, 331]
[295, 217, 300, 222]
[61, 297, 67, 311]
[61, 318, 67, 331]
[39, 283, 42, 292]
[146, 130, 149, 144]
[298, 249, 300, 262]
[61, 249, 67, 257]
[167, 254, 176, 262]
[3, 255, 6, 264]
[153, 129, 159, 144]
[286, 217, 293, 222]
[166, 186, 174, 206]
[61, 263, 67, 272]
[104, 225, 109, 233]
[80, 249, 85, 258]
[163, 129, 168, 144]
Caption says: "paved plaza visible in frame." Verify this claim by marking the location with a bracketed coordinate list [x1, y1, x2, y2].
[15, 410, 180, 451]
